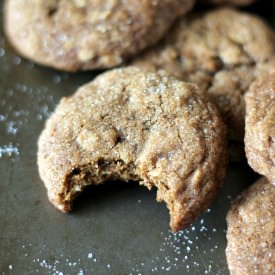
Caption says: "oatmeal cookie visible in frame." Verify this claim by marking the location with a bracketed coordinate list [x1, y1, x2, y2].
[37, 67, 227, 232]
[4, 0, 194, 72]
[132, 8, 275, 141]
[226, 177, 275, 275]
[245, 72, 275, 185]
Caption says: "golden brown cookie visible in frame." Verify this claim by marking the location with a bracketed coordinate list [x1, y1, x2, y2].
[37, 67, 227, 232]
[226, 177, 275, 275]
[4, 0, 194, 72]
[245, 72, 275, 185]
[132, 8, 275, 141]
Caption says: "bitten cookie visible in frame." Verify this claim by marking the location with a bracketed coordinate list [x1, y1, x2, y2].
[132, 8, 275, 141]
[4, 0, 194, 72]
[226, 177, 275, 275]
[245, 72, 275, 185]
[37, 67, 227, 232]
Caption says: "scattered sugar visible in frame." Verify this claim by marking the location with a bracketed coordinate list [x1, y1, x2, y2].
[0, 144, 19, 158]
[126, 205, 226, 274]
[87, 253, 93, 259]
[53, 75, 62, 84]
[200, 226, 208, 232]
[0, 114, 6, 121]
[0, 77, 57, 160]
[6, 121, 18, 135]
[0, 48, 5, 57]
[12, 56, 21, 65]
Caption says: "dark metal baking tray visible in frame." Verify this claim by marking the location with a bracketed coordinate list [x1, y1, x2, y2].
[0, 2, 272, 274]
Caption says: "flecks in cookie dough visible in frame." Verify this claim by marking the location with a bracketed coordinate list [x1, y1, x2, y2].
[4, 0, 194, 71]
[245, 72, 275, 185]
[226, 177, 275, 275]
[132, 8, 275, 141]
[38, 67, 227, 232]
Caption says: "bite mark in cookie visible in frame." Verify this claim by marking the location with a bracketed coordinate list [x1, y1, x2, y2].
[37, 67, 227, 232]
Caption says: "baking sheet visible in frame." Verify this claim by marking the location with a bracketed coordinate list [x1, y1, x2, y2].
[0, 2, 272, 274]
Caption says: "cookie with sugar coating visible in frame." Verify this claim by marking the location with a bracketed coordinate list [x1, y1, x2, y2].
[4, 0, 194, 72]
[132, 8, 275, 142]
[226, 177, 275, 275]
[245, 72, 275, 185]
[37, 67, 227, 232]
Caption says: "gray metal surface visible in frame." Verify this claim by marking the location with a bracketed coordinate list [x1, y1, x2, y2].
[0, 3, 270, 275]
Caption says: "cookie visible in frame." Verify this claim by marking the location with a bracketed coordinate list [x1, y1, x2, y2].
[37, 67, 227, 232]
[245, 72, 275, 185]
[4, 0, 194, 72]
[226, 177, 275, 275]
[132, 8, 275, 141]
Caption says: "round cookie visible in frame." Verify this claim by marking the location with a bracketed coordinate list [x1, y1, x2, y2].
[245, 72, 275, 185]
[226, 177, 275, 275]
[37, 67, 227, 232]
[4, 0, 194, 72]
[132, 8, 275, 141]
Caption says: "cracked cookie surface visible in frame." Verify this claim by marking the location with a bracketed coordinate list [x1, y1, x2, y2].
[37, 67, 227, 232]
[245, 72, 275, 185]
[226, 177, 275, 275]
[132, 8, 275, 141]
[4, 0, 194, 72]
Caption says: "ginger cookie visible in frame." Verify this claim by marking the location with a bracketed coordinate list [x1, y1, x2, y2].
[4, 0, 194, 72]
[37, 67, 227, 232]
[226, 177, 275, 275]
[245, 72, 275, 185]
[132, 8, 275, 141]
